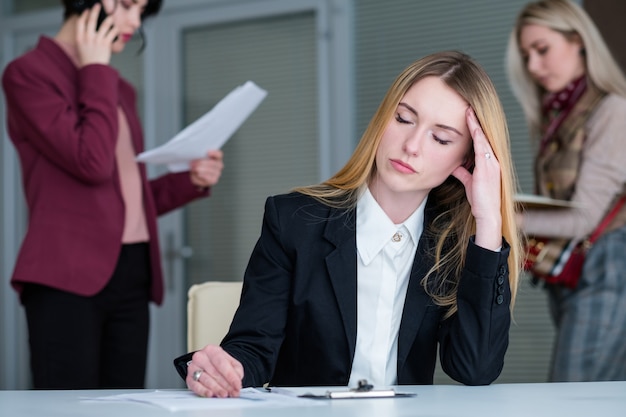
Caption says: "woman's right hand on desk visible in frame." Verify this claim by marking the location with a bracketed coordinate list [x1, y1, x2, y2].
[187, 345, 244, 398]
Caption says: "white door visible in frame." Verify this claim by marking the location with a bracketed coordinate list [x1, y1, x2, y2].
[144, 0, 353, 388]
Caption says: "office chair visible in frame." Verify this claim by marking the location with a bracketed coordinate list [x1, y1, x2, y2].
[186, 281, 243, 352]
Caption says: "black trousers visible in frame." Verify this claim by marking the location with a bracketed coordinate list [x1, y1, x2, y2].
[22, 243, 151, 389]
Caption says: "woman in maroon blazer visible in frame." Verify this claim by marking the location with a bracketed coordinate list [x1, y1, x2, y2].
[1, 0, 223, 389]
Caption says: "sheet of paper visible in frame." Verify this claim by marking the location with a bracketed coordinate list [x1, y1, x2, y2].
[136, 81, 267, 172]
[84, 388, 323, 411]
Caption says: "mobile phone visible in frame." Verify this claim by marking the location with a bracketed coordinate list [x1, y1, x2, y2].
[70, 0, 108, 30]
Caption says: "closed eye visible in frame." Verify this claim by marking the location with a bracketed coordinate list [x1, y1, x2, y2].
[432, 133, 451, 145]
[395, 113, 412, 124]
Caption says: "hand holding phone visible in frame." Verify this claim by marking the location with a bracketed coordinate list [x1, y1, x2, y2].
[71, 0, 108, 30]
[72, 1, 118, 66]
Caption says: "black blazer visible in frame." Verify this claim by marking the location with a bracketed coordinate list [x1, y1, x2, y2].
[175, 192, 511, 386]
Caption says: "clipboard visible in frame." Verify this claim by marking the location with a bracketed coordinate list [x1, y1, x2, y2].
[300, 389, 416, 399]
[269, 379, 416, 400]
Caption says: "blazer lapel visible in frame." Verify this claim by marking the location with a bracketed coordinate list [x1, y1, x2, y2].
[323, 207, 358, 359]
[319, 200, 439, 372]
[397, 203, 438, 371]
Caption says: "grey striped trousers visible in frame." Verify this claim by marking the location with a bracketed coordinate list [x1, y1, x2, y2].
[547, 225, 626, 382]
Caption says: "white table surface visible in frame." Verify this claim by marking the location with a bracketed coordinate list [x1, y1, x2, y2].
[1, 381, 624, 417]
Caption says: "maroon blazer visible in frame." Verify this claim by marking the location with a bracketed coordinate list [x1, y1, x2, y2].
[2, 36, 208, 304]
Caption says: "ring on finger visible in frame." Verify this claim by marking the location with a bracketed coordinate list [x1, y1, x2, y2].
[485, 152, 491, 160]
[192, 369, 204, 382]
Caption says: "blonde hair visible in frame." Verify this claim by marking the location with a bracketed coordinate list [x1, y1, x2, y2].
[506, 0, 626, 135]
[295, 51, 521, 317]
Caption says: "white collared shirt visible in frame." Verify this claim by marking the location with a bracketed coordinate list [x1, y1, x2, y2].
[348, 188, 426, 387]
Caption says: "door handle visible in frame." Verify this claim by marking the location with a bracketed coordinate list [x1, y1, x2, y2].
[164, 232, 193, 291]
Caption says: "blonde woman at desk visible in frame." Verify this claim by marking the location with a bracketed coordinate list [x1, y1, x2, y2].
[175, 51, 522, 397]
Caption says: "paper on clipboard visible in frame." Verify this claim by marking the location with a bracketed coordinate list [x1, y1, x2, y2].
[266, 382, 416, 400]
[299, 389, 416, 399]
[137, 81, 267, 172]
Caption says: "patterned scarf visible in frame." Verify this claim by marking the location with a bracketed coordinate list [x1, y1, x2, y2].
[539, 76, 586, 154]
[534, 78, 605, 200]
[535, 80, 626, 241]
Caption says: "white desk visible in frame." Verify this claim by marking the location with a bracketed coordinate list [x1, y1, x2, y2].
[1, 381, 624, 416]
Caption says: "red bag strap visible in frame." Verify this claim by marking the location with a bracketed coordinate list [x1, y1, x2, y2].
[589, 195, 626, 243]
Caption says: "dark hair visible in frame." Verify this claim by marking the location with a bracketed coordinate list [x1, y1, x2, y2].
[63, 0, 163, 20]
[62, 0, 162, 53]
